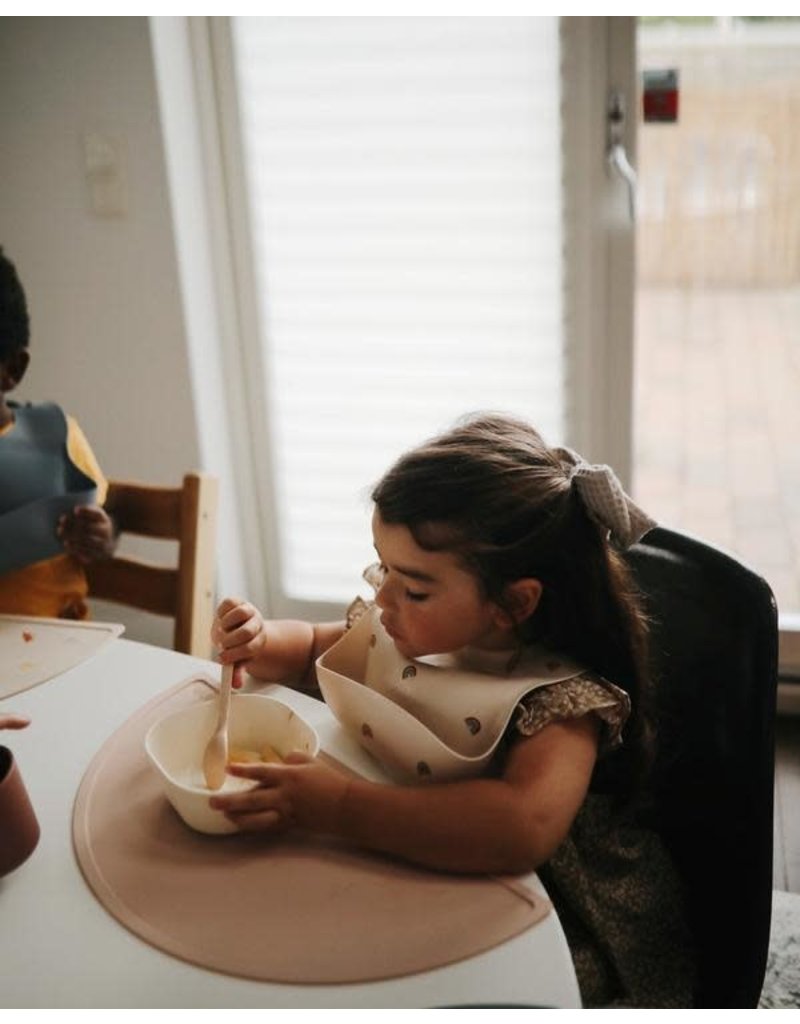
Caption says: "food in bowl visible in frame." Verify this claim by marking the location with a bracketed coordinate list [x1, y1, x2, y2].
[227, 742, 284, 765]
[145, 692, 319, 834]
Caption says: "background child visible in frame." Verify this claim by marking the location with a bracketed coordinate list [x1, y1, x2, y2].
[211, 412, 695, 1007]
[0, 247, 116, 619]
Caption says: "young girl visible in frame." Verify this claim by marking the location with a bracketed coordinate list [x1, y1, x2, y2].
[211, 413, 695, 1008]
[0, 247, 116, 618]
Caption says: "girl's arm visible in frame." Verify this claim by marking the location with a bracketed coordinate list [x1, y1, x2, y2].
[212, 597, 345, 689]
[212, 714, 600, 875]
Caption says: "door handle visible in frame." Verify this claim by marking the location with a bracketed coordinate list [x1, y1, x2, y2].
[607, 90, 637, 222]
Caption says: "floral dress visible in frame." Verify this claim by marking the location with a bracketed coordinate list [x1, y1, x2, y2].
[344, 577, 696, 1007]
[515, 676, 696, 1008]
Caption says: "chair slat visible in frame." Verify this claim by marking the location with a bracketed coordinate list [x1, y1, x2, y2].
[88, 558, 179, 618]
[175, 474, 218, 657]
[105, 482, 183, 540]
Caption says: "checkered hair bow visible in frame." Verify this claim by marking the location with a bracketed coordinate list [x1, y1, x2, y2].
[557, 448, 657, 549]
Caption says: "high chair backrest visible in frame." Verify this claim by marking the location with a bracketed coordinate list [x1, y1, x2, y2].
[87, 473, 219, 658]
[625, 526, 778, 1008]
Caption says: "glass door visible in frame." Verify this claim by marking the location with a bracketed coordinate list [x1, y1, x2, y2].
[632, 16, 800, 673]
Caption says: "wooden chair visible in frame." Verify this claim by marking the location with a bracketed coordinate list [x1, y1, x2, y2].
[87, 473, 219, 658]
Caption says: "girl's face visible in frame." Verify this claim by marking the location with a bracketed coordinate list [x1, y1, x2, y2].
[371, 510, 515, 659]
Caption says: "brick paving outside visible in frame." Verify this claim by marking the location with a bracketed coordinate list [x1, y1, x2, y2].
[633, 286, 800, 616]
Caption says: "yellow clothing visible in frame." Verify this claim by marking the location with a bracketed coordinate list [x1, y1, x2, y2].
[0, 415, 107, 619]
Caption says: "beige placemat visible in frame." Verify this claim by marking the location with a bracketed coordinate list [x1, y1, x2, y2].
[73, 677, 550, 985]
[0, 615, 124, 700]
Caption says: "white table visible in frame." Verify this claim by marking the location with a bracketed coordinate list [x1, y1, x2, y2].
[0, 636, 581, 1008]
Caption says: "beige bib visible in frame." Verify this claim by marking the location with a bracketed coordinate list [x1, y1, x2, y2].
[316, 604, 584, 783]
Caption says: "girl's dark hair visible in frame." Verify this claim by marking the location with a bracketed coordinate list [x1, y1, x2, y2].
[372, 412, 655, 805]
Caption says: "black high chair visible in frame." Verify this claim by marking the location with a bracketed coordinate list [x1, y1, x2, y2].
[626, 525, 778, 1008]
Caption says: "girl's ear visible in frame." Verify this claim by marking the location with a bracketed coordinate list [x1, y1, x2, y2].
[493, 578, 543, 628]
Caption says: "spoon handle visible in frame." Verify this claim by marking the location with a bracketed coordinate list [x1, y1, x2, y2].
[217, 663, 234, 726]
[202, 664, 235, 790]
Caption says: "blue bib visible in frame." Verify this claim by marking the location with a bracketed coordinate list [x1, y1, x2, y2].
[0, 402, 98, 575]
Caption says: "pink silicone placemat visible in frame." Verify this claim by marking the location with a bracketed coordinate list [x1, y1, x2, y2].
[72, 677, 550, 985]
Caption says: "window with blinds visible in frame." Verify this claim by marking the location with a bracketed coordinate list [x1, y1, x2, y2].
[230, 16, 564, 607]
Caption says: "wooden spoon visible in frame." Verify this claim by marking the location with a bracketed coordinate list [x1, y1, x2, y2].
[202, 663, 234, 790]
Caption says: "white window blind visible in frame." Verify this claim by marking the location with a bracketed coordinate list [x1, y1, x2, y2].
[230, 16, 564, 607]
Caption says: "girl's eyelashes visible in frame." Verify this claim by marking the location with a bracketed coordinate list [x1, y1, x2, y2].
[373, 558, 429, 601]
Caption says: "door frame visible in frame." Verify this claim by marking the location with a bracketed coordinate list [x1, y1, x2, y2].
[561, 17, 638, 487]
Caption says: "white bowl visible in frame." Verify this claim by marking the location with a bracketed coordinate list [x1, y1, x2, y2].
[145, 692, 319, 834]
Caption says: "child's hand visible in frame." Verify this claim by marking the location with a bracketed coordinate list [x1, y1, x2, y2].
[0, 713, 31, 730]
[209, 752, 349, 834]
[57, 505, 116, 564]
[211, 599, 319, 687]
[212, 597, 269, 689]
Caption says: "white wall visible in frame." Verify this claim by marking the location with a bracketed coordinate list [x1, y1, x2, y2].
[0, 17, 202, 646]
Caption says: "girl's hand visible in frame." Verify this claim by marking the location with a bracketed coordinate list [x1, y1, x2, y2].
[211, 597, 269, 688]
[58, 505, 116, 563]
[209, 752, 350, 834]
[211, 603, 322, 687]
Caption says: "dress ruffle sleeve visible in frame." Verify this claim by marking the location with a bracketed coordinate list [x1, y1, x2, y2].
[514, 674, 631, 754]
